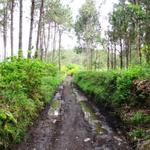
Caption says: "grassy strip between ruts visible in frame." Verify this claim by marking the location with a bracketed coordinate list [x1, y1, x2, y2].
[73, 66, 150, 147]
[0, 58, 63, 149]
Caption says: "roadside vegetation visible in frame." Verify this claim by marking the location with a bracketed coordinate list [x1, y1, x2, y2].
[0, 0, 150, 149]
[0, 58, 62, 148]
[74, 66, 150, 146]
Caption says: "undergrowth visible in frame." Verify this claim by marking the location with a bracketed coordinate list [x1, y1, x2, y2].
[74, 66, 150, 142]
[0, 58, 62, 148]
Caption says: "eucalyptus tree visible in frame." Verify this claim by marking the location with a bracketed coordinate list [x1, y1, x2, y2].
[43, 0, 61, 61]
[127, 2, 146, 64]
[35, 0, 44, 58]
[0, 0, 9, 60]
[75, 0, 101, 70]
[108, 1, 144, 68]
[44, 0, 72, 64]
[109, 4, 125, 69]
[18, 0, 23, 57]
[57, 5, 72, 70]
[140, 0, 150, 64]
[10, 0, 15, 57]
[108, 0, 149, 68]
[28, 0, 35, 58]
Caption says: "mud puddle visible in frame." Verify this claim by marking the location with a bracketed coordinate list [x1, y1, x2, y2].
[73, 87, 132, 150]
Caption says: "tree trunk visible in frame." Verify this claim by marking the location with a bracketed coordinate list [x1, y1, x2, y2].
[126, 40, 129, 69]
[28, 0, 35, 58]
[110, 42, 114, 69]
[129, 39, 131, 64]
[35, 0, 44, 58]
[40, 19, 44, 60]
[58, 30, 62, 71]
[11, 0, 15, 57]
[135, 0, 142, 64]
[120, 38, 123, 69]
[95, 50, 98, 70]
[40, 33, 44, 60]
[114, 43, 117, 69]
[3, 1, 8, 60]
[18, 0, 23, 57]
[107, 44, 110, 70]
[52, 22, 57, 62]
[44, 22, 51, 61]
[90, 48, 93, 70]
[138, 25, 142, 64]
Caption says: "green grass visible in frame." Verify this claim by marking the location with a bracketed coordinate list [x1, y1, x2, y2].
[74, 66, 150, 107]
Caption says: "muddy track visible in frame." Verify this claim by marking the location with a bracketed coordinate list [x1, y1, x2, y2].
[12, 76, 132, 150]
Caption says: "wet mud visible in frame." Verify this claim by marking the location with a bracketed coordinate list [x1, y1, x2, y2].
[12, 76, 132, 150]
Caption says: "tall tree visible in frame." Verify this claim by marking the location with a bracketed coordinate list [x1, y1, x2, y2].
[75, 0, 101, 70]
[18, 0, 23, 57]
[28, 0, 35, 58]
[43, 23, 51, 61]
[1, 0, 9, 59]
[35, 0, 44, 58]
[52, 22, 57, 61]
[58, 29, 62, 70]
[10, 0, 15, 57]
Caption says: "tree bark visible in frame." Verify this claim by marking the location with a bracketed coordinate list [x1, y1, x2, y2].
[107, 44, 110, 70]
[135, 0, 142, 64]
[35, 0, 44, 58]
[114, 43, 117, 69]
[90, 49, 93, 71]
[129, 39, 131, 64]
[58, 29, 62, 71]
[3, 1, 8, 60]
[10, 0, 15, 57]
[40, 18, 44, 60]
[120, 38, 123, 69]
[126, 40, 129, 69]
[52, 22, 57, 62]
[18, 0, 23, 57]
[138, 25, 142, 64]
[40, 31, 44, 60]
[28, 0, 35, 58]
[44, 22, 51, 61]
[110, 42, 114, 69]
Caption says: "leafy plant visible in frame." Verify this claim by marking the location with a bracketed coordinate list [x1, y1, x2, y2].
[0, 58, 62, 148]
[129, 129, 149, 139]
[131, 112, 145, 125]
[62, 64, 80, 76]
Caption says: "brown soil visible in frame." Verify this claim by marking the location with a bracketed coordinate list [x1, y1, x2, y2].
[12, 76, 132, 150]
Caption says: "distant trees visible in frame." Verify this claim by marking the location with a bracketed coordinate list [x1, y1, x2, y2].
[75, 0, 101, 70]
[0, 0, 72, 65]
[106, 0, 150, 69]
[74, 0, 150, 70]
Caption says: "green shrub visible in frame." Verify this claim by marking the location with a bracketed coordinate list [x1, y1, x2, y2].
[0, 58, 62, 148]
[131, 112, 150, 125]
[74, 66, 150, 106]
[131, 112, 145, 125]
[62, 64, 80, 76]
[129, 129, 149, 139]
[74, 70, 118, 105]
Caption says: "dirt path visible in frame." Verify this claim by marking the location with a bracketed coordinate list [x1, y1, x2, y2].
[13, 76, 132, 150]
